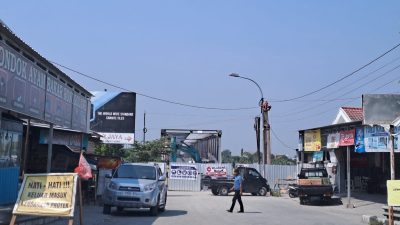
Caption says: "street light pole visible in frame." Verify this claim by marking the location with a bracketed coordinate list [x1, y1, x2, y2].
[229, 73, 272, 172]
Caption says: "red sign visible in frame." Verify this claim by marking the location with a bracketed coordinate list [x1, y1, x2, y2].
[339, 129, 355, 146]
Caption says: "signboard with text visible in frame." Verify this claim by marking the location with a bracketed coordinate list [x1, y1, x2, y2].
[98, 132, 135, 144]
[387, 180, 400, 206]
[327, 133, 340, 149]
[90, 92, 136, 144]
[13, 173, 78, 217]
[170, 164, 197, 180]
[304, 130, 321, 151]
[339, 129, 355, 146]
[0, 41, 90, 133]
[204, 165, 227, 177]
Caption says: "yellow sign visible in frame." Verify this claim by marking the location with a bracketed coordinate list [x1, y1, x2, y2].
[13, 173, 78, 217]
[387, 180, 400, 206]
[304, 130, 321, 151]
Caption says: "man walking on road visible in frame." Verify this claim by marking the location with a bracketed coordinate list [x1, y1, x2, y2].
[227, 168, 244, 213]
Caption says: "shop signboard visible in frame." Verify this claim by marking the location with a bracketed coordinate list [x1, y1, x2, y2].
[363, 125, 400, 152]
[170, 164, 197, 180]
[387, 180, 400, 206]
[39, 129, 88, 149]
[355, 127, 365, 153]
[327, 133, 340, 149]
[98, 132, 134, 144]
[304, 130, 321, 151]
[71, 93, 90, 132]
[90, 92, 136, 144]
[13, 173, 78, 217]
[0, 41, 46, 120]
[45, 75, 73, 128]
[312, 151, 324, 162]
[339, 129, 355, 146]
[0, 41, 90, 133]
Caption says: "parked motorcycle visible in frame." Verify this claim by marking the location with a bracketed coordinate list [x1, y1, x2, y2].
[288, 184, 299, 198]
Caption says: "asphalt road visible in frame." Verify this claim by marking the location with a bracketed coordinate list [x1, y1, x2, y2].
[57, 191, 381, 225]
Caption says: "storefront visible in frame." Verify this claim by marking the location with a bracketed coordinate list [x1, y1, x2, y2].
[0, 21, 91, 205]
[299, 122, 400, 195]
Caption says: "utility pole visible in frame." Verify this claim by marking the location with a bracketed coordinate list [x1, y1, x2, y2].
[143, 111, 147, 143]
[254, 116, 261, 174]
[262, 100, 272, 165]
[389, 125, 395, 225]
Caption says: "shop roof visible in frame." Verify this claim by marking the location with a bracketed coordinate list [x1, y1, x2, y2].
[0, 20, 92, 97]
[342, 107, 363, 121]
[298, 121, 361, 133]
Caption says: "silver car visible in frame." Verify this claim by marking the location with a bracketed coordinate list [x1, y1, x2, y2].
[103, 163, 167, 216]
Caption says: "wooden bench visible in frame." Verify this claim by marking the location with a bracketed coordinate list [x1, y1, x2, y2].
[382, 206, 400, 221]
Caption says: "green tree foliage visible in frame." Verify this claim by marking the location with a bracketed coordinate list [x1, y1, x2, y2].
[124, 138, 170, 163]
[222, 149, 295, 165]
[271, 154, 296, 165]
[94, 144, 125, 157]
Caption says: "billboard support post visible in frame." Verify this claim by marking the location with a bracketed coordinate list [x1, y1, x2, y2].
[389, 125, 395, 225]
[46, 123, 53, 173]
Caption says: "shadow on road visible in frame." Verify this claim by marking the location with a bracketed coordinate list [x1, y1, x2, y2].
[303, 197, 343, 207]
[112, 209, 187, 217]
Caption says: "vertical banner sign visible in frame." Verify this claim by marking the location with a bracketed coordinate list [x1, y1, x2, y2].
[13, 173, 78, 217]
[304, 130, 321, 151]
[339, 129, 355, 146]
[387, 180, 400, 206]
[169, 164, 197, 180]
[355, 127, 365, 153]
[327, 133, 340, 149]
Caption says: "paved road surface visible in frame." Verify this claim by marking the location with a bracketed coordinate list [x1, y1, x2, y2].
[57, 191, 382, 225]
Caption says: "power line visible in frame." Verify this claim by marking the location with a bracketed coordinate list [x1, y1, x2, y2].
[51, 61, 258, 111]
[270, 128, 296, 150]
[274, 62, 400, 118]
[270, 42, 400, 102]
[272, 72, 400, 124]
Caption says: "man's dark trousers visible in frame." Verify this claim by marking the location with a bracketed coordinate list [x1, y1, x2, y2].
[230, 190, 244, 212]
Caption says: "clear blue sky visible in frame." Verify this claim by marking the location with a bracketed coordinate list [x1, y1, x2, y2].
[2, 1, 400, 156]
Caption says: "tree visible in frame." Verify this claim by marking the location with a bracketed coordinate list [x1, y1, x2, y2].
[94, 144, 125, 157]
[221, 149, 233, 163]
[272, 154, 296, 165]
[125, 138, 170, 163]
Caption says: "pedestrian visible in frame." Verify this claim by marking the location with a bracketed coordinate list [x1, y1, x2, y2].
[227, 168, 244, 213]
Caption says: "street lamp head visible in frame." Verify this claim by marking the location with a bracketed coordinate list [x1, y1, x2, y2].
[229, 73, 240, 78]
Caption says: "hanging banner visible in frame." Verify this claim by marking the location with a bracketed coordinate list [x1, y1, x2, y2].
[365, 126, 390, 152]
[339, 129, 355, 146]
[13, 173, 78, 217]
[387, 180, 400, 206]
[304, 130, 321, 151]
[170, 164, 197, 180]
[327, 133, 340, 149]
[355, 127, 365, 153]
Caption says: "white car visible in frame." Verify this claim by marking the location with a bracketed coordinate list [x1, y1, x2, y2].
[103, 163, 168, 216]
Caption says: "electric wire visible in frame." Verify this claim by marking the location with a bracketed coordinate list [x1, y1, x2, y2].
[51, 61, 258, 111]
[270, 42, 400, 102]
[270, 128, 297, 150]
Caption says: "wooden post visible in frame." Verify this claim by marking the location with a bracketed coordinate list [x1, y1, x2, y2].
[8, 215, 17, 225]
[388, 125, 395, 225]
[346, 146, 354, 208]
[46, 123, 54, 173]
[22, 119, 30, 177]
[78, 178, 84, 225]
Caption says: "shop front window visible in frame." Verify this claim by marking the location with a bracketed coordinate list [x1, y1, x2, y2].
[0, 130, 22, 168]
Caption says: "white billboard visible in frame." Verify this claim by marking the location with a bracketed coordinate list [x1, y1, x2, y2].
[99, 132, 134, 144]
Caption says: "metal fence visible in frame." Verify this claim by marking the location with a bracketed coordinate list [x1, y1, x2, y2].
[0, 167, 19, 205]
[167, 163, 297, 192]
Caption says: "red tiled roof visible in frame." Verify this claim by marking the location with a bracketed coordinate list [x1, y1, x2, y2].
[342, 107, 363, 121]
